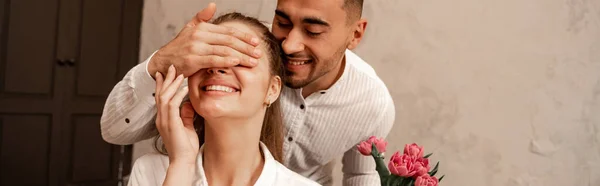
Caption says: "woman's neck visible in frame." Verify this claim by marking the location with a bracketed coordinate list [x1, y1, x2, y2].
[202, 114, 265, 186]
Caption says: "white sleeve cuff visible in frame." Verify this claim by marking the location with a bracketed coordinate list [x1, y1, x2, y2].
[132, 52, 158, 106]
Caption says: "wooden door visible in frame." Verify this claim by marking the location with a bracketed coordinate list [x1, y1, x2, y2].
[0, 0, 143, 185]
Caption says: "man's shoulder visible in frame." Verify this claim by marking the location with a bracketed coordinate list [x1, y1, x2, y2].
[343, 50, 392, 101]
[344, 50, 390, 93]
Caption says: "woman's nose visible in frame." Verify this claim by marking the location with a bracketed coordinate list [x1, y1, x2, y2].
[207, 68, 230, 74]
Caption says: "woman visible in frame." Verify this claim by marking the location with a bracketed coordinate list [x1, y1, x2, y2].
[127, 13, 320, 186]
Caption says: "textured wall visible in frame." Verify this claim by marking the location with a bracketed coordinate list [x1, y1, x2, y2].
[135, 0, 600, 185]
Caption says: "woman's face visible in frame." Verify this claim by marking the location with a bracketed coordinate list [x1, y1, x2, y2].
[188, 21, 280, 119]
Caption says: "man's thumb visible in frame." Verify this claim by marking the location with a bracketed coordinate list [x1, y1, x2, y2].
[195, 2, 217, 22]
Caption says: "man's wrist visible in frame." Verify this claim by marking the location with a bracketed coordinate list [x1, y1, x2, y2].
[147, 53, 162, 79]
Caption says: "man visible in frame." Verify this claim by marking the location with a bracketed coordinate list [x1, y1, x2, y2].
[101, 0, 395, 185]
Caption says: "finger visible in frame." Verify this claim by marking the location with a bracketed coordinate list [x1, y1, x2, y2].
[180, 102, 195, 129]
[186, 55, 242, 68]
[199, 23, 260, 47]
[198, 45, 259, 67]
[161, 74, 185, 103]
[155, 72, 164, 103]
[177, 3, 217, 45]
[195, 2, 216, 23]
[169, 87, 189, 125]
[158, 74, 183, 132]
[172, 87, 189, 107]
[161, 65, 176, 92]
[182, 3, 217, 30]
[200, 31, 262, 63]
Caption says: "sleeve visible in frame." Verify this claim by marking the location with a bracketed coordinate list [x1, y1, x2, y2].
[100, 52, 161, 145]
[341, 96, 396, 186]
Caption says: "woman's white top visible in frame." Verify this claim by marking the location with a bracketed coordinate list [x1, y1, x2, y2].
[128, 142, 321, 186]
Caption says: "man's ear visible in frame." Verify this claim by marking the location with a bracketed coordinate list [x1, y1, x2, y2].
[265, 76, 282, 105]
[347, 19, 367, 50]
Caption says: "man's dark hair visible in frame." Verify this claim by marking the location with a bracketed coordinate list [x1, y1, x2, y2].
[342, 0, 364, 22]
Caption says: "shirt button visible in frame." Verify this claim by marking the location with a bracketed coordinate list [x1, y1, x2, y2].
[152, 93, 155, 97]
[300, 104, 305, 109]
[320, 91, 326, 94]
[125, 118, 130, 123]
[288, 137, 293, 141]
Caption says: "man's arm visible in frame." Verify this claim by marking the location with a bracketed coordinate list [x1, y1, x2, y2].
[101, 55, 164, 145]
[341, 98, 396, 186]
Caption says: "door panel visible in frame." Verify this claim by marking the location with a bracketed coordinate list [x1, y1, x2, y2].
[4, 0, 58, 95]
[0, 115, 51, 186]
[0, 0, 142, 185]
[70, 115, 113, 183]
[61, 0, 142, 185]
[76, 0, 123, 98]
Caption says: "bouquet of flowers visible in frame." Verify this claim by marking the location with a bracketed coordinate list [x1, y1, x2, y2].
[357, 136, 445, 186]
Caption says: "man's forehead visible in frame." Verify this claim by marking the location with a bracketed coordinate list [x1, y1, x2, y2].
[276, 0, 345, 20]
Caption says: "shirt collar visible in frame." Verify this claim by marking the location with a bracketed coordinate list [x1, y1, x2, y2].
[195, 142, 277, 186]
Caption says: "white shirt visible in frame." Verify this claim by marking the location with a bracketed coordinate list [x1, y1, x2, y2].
[128, 142, 320, 186]
[101, 50, 395, 186]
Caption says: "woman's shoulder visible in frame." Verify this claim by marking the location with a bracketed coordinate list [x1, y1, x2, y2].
[128, 152, 170, 186]
[133, 152, 170, 169]
[273, 162, 321, 186]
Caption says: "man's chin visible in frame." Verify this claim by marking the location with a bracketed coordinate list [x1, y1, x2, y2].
[283, 76, 312, 89]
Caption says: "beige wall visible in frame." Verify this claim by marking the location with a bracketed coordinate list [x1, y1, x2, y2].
[134, 0, 600, 185]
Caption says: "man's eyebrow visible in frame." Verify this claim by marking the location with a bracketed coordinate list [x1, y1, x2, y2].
[303, 17, 330, 27]
[275, 10, 289, 20]
[275, 10, 330, 27]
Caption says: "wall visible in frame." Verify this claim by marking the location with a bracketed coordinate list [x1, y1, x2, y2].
[135, 0, 600, 185]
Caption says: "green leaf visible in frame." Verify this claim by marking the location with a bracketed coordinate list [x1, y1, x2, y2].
[423, 153, 433, 158]
[438, 175, 445, 182]
[381, 175, 390, 186]
[429, 169, 438, 176]
[428, 162, 439, 176]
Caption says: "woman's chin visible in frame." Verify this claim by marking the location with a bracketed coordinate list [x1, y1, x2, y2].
[196, 104, 229, 119]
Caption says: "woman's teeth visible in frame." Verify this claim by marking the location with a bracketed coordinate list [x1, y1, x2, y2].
[289, 61, 307, 65]
[205, 85, 236, 92]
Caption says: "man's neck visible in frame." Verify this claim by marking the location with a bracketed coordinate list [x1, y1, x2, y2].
[201, 115, 265, 186]
[301, 55, 346, 98]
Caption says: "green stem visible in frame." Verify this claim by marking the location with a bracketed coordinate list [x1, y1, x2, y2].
[370, 143, 390, 184]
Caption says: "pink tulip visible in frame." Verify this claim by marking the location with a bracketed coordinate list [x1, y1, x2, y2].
[415, 174, 439, 186]
[413, 157, 430, 177]
[356, 136, 388, 156]
[388, 151, 418, 177]
[388, 151, 431, 178]
[404, 143, 424, 158]
[357, 141, 372, 156]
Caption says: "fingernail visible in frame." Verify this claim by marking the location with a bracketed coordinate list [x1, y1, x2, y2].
[177, 74, 183, 79]
[251, 37, 260, 45]
[169, 65, 175, 71]
[155, 72, 160, 77]
[253, 48, 261, 57]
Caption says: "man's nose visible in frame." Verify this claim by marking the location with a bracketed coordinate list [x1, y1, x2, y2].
[281, 30, 305, 55]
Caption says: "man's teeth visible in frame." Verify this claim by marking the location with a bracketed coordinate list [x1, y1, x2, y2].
[289, 61, 307, 65]
[205, 85, 236, 92]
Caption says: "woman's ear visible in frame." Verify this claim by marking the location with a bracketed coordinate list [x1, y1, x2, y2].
[265, 76, 282, 105]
